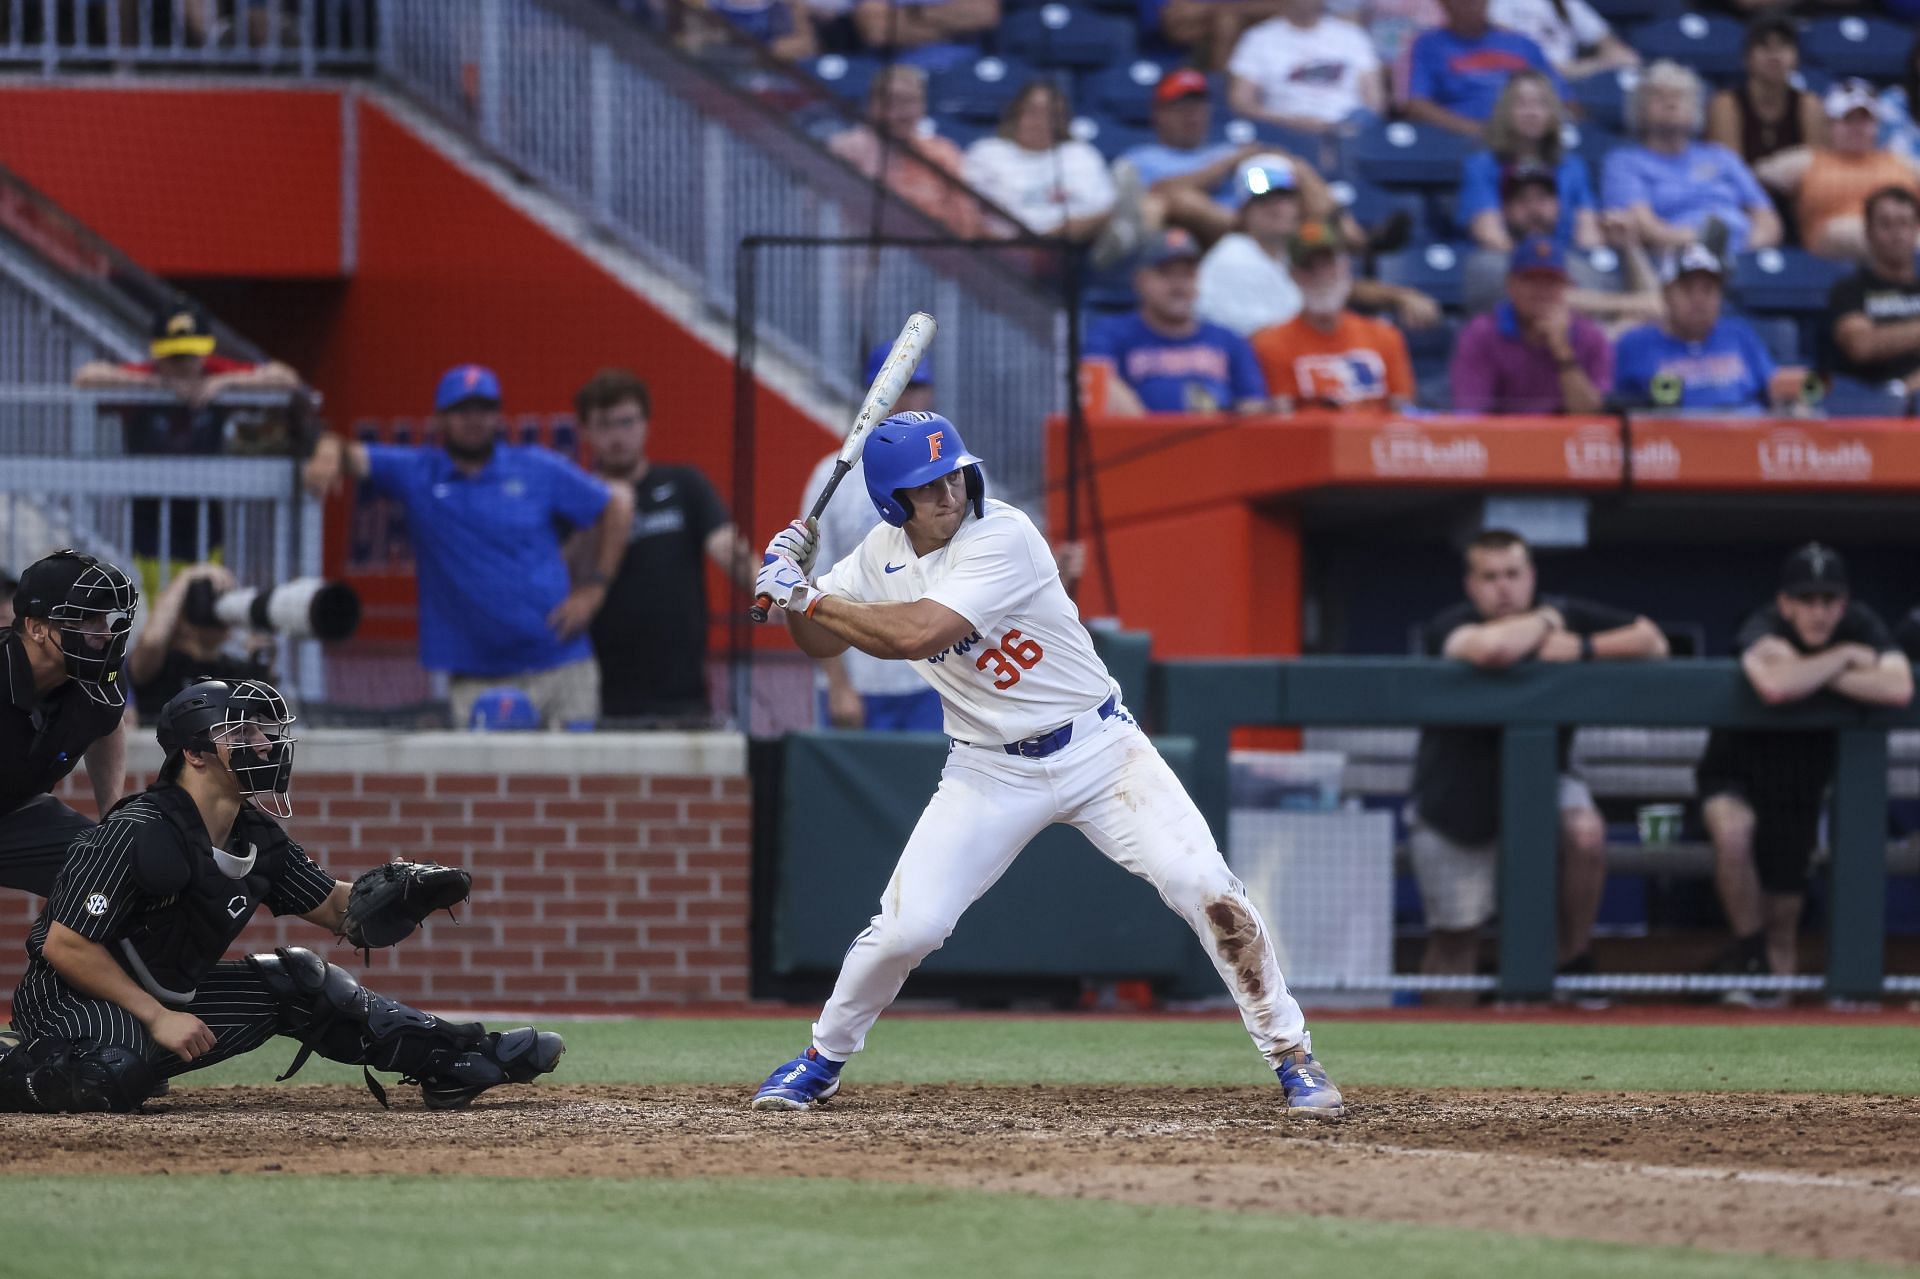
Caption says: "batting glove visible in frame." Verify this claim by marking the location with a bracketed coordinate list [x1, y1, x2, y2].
[756, 553, 821, 616]
[765, 518, 820, 574]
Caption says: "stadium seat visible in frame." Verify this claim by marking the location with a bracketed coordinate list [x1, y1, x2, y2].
[1627, 15, 1746, 82]
[1080, 59, 1188, 127]
[1743, 314, 1804, 367]
[1562, 122, 1627, 189]
[1000, 5, 1137, 70]
[1571, 244, 1627, 292]
[929, 56, 1045, 123]
[1347, 119, 1479, 188]
[1728, 247, 1851, 314]
[1214, 117, 1340, 172]
[804, 52, 881, 103]
[1374, 242, 1471, 310]
[1568, 69, 1633, 134]
[1801, 16, 1916, 81]
[1330, 177, 1428, 243]
[1823, 376, 1914, 418]
[1586, 0, 1681, 23]
[1072, 114, 1154, 162]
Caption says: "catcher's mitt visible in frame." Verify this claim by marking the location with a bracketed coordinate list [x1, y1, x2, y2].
[343, 860, 472, 953]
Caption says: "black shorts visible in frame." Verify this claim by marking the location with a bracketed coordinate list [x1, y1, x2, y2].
[1697, 729, 1833, 894]
[0, 796, 94, 897]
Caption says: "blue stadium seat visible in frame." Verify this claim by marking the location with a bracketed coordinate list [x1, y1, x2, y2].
[1823, 376, 1915, 418]
[1728, 247, 1851, 314]
[1073, 114, 1155, 162]
[1330, 176, 1428, 242]
[1079, 59, 1190, 126]
[1001, 5, 1137, 70]
[1801, 16, 1916, 81]
[1628, 15, 1746, 82]
[1743, 314, 1803, 367]
[1568, 69, 1633, 134]
[929, 56, 1046, 123]
[1562, 122, 1627, 189]
[936, 118, 993, 152]
[1348, 119, 1480, 188]
[1374, 242, 1472, 310]
[1570, 244, 1627, 292]
[1586, 0, 1681, 23]
[804, 52, 881, 103]
[1213, 117, 1339, 172]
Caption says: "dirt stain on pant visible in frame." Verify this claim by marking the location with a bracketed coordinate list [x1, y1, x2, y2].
[1205, 897, 1265, 1000]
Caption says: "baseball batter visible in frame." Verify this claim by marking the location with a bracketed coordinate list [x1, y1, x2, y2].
[749, 411, 1342, 1116]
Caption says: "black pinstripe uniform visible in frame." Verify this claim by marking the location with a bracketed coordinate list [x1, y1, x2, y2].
[11, 783, 337, 1079]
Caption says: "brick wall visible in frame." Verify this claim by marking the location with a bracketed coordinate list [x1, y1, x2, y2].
[0, 732, 750, 1011]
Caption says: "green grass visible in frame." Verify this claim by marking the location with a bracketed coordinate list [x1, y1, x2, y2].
[0, 1176, 1904, 1279]
[146, 1016, 1920, 1095]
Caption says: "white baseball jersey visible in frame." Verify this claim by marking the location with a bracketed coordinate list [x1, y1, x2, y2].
[801, 452, 928, 698]
[815, 498, 1112, 744]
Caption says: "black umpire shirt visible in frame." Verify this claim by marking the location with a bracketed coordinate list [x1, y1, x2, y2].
[590, 464, 729, 721]
[1409, 595, 1637, 846]
[1695, 601, 1895, 799]
[0, 629, 124, 818]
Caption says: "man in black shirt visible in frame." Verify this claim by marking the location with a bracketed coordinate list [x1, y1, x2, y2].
[126, 562, 272, 721]
[1696, 544, 1912, 997]
[0, 677, 565, 1113]
[1409, 529, 1670, 990]
[1823, 186, 1920, 392]
[0, 550, 138, 897]
[573, 369, 756, 725]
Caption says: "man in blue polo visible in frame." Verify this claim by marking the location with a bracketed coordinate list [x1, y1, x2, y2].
[1614, 245, 1788, 414]
[1405, 0, 1562, 139]
[302, 364, 634, 728]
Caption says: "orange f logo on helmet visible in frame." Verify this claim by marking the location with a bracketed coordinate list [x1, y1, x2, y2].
[927, 431, 944, 462]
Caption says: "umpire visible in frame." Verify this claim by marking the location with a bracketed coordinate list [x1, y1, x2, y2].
[0, 676, 565, 1112]
[1, 549, 138, 897]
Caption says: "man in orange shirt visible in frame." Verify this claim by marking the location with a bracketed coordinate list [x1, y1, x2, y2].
[1251, 219, 1415, 409]
[1756, 80, 1920, 261]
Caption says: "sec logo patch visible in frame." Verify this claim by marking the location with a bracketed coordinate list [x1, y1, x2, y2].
[84, 893, 109, 917]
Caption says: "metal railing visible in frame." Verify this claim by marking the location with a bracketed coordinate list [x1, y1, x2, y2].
[0, 0, 376, 73]
[376, 0, 1069, 519]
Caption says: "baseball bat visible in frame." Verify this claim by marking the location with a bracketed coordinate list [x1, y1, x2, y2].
[749, 310, 938, 623]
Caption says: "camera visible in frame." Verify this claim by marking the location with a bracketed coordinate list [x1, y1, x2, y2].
[183, 577, 361, 641]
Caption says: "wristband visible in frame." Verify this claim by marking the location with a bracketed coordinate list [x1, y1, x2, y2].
[804, 591, 829, 620]
[1579, 634, 1595, 662]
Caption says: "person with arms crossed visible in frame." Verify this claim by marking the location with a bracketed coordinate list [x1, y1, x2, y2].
[1823, 186, 1920, 397]
[1410, 529, 1668, 992]
[1695, 545, 1912, 1002]
[0, 551, 136, 897]
[747, 411, 1344, 1115]
[0, 677, 565, 1112]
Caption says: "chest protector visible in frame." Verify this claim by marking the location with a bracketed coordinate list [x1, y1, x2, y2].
[116, 786, 277, 1003]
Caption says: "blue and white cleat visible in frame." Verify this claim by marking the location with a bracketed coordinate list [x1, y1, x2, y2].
[1277, 1051, 1345, 1118]
[751, 1046, 844, 1111]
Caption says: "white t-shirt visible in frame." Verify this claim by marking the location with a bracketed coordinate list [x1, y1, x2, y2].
[1196, 232, 1302, 337]
[1227, 15, 1382, 125]
[801, 452, 928, 698]
[816, 499, 1113, 743]
[961, 137, 1116, 235]
[1487, 0, 1610, 70]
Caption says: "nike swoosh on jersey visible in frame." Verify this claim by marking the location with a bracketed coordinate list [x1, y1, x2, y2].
[884, 562, 906, 573]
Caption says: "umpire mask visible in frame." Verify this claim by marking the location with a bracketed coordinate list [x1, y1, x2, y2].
[14, 550, 139, 706]
[158, 678, 300, 819]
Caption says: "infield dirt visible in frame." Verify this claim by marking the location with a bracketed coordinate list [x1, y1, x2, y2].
[5, 1084, 1916, 1266]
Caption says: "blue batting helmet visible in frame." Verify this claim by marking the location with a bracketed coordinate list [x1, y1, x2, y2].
[862, 411, 985, 528]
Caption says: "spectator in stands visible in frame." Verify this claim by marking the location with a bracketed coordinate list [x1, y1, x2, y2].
[1225, 0, 1386, 136]
[676, 0, 817, 61]
[301, 365, 634, 730]
[1451, 235, 1612, 413]
[1460, 72, 1600, 255]
[1082, 229, 1269, 414]
[1696, 543, 1911, 999]
[1486, 0, 1636, 82]
[1613, 245, 1806, 413]
[964, 80, 1115, 243]
[1410, 528, 1668, 992]
[1199, 155, 1440, 336]
[1824, 186, 1920, 394]
[1331, 0, 1442, 106]
[829, 64, 979, 236]
[1706, 16, 1826, 172]
[1462, 161, 1663, 326]
[1251, 219, 1414, 409]
[74, 306, 302, 408]
[125, 563, 273, 722]
[1602, 60, 1781, 255]
[1756, 81, 1920, 262]
[574, 368, 756, 726]
[1404, 0, 1562, 140]
[1155, 0, 1287, 71]
[852, 0, 997, 73]
[0, 571, 12, 630]
[1876, 36, 1920, 165]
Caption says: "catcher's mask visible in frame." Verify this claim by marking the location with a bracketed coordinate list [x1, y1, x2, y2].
[157, 678, 299, 819]
[13, 549, 138, 706]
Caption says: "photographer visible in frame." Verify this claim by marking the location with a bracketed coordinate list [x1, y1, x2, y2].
[126, 564, 273, 721]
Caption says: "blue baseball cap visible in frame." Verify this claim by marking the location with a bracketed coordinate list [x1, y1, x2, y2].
[434, 363, 503, 412]
[865, 343, 933, 389]
[468, 686, 539, 731]
[1138, 227, 1203, 269]
[1508, 234, 1568, 279]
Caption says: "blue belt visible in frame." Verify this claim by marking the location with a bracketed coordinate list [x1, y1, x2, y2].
[1003, 693, 1117, 759]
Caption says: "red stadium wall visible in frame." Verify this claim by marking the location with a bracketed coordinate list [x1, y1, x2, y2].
[0, 746, 751, 1011]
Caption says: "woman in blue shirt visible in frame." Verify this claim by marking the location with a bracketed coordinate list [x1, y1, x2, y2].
[1459, 69, 1600, 251]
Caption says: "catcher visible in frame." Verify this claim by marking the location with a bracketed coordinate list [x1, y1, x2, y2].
[0, 676, 564, 1112]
